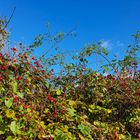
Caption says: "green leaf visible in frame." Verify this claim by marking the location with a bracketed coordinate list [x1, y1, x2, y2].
[93, 121, 101, 126]
[0, 87, 5, 93]
[78, 124, 91, 135]
[18, 106, 23, 112]
[5, 98, 13, 108]
[56, 89, 61, 95]
[10, 121, 19, 134]
[6, 136, 13, 140]
[0, 115, 3, 122]
[67, 108, 76, 117]
[0, 131, 5, 134]
[17, 92, 24, 98]
[88, 104, 96, 112]
[102, 47, 108, 55]
[45, 82, 49, 88]
[12, 81, 18, 93]
[57, 134, 67, 140]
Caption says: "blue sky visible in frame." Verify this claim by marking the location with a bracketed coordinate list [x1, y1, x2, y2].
[1, 0, 140, 71]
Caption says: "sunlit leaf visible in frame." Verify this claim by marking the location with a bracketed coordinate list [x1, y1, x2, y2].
[10, 121, 18, 134]
[6, 136, 13, 140]
[78, 124, 91, 135]
[56, 89, 61, 95]
[5, 98, 13, 108]
[12, 81, 18, 93]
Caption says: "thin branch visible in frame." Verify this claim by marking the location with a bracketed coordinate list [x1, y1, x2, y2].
[40, 26, 77, 59]
[2, 7, 16, 30]
[93, 52, 121, 80]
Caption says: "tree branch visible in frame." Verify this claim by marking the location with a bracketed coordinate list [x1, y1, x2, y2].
[40, 26, 77, 59]
[2, 7, 16, 30]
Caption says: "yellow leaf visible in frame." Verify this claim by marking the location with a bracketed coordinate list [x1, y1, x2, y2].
[107, 109, 112, 113]
[6, 109, 15, 118]
[44, 108, 49, 113]
[78, 133, 85, 140]
[69, 100, 76, 106]
[56, 89, 61, 95]
[40, 121, 46, 129]
[61, 125, 68, 133]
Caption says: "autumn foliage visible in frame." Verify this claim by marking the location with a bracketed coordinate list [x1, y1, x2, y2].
[0, 17, 140, 140]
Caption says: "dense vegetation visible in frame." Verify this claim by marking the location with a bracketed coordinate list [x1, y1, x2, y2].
[0, 17, 140, 140]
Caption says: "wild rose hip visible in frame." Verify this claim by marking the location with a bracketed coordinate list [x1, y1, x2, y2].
[11, 47, 18, 52]
[17, 76, 22, 81]
[0, 76, 3, 81]
[23, 103, 28, 109]
[54, 110, 59, 114]
[32, 56, 35, 60]
[47, 95, 56, 103]
[13, 96, 19, 102]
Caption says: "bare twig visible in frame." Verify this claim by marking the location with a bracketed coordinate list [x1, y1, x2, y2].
[40, 26, 77, 59]
[2, 7, 16, 30]
[93, 52, 121, 80]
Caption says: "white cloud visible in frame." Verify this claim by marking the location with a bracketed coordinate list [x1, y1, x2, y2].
[116, 41, 124, 47]
[100, 40, 124, 50]
[100, 40, 113, 50]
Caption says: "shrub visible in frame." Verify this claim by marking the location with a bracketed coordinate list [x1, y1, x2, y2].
[0, 17, 140, 140]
